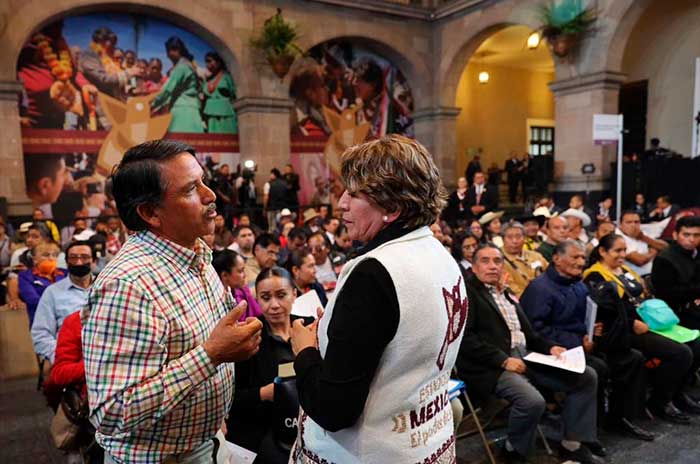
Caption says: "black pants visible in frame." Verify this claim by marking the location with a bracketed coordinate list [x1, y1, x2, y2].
[508, 176, 519, 203]
[631, 332, 693, 407]
[589, 350, 647, 421]
[680, 306, 700, 331]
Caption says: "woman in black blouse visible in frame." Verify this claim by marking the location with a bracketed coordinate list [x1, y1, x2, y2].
[226, 267, 313, 463]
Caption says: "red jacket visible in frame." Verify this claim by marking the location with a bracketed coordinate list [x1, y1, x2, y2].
[45, 312, 86, 398]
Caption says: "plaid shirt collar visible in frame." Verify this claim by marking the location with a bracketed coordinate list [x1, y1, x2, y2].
[138, 230, 212, 274]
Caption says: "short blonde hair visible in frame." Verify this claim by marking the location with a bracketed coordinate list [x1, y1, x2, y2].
[341, 135, 447, 228]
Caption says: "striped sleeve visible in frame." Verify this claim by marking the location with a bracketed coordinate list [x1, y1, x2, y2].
[82, 278, 217, 435]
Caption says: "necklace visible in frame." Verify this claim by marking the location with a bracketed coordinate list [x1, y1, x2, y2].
[207, 71, 223, 94]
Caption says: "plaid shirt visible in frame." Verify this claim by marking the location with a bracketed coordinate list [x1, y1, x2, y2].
[486, 284, 527, 349]
[82, 230, 235, 463]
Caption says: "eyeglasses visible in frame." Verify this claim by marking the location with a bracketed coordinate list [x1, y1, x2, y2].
[310, 245, 326, 252]
[67, 254, 92, 262]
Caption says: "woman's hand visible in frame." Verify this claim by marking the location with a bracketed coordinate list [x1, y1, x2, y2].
[290, 307, 324, 356]
[550, 346, 567, 357]
[260, 383, 274, 402]
[633, 320, 649, 335]
[593, 322, 604, 337]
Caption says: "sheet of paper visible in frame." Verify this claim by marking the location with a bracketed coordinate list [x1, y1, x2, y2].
[225, 441, 257, 464]
[640, 217, 671, 239]
[278, 362, 296, 378]
[291, 289, 323, 318]
[524, 346, 586, 374]
[585, 296, 598, 340]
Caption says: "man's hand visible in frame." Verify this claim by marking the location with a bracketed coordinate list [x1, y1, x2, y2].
[260, 383, 274, 402]
[290, 307, 324, 356]
[633, 320, 649, 335]
[550, 346, 567, 357]
[203, 301, 262, 366]
[502, 357, 527, 374]
[593, 322, 604, 337]
[582, 335, 594, 353]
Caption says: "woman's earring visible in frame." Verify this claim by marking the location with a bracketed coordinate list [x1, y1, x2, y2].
[382, 215, 389, 222]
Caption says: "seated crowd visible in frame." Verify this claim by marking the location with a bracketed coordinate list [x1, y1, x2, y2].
[3, 167, 700, 464]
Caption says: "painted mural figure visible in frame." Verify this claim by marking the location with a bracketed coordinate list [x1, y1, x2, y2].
[152, 37, 204, 133]
[80, 27, 139, 101]
[290, 67, 331, 137]
[203, 52, 238, 134]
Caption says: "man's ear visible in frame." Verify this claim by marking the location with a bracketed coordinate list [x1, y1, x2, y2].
[136, 203, 161, 229]
[36, 176, 53, 199]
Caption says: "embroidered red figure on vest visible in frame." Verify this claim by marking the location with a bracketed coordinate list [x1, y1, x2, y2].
[436, 276, 468, 370]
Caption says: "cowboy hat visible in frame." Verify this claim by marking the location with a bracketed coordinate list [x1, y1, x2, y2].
[532, 206, 558, 219]
[561, 208, 591, 227]
[518, 214, 547, 227]
[302, 208, 320, 223]
[478, 211, 505, 225]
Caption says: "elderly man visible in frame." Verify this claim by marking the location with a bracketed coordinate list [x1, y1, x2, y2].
[652, 216, 700, 330]
[83, 140, 262, 464]
[520, 241, 653, 442]
[456, 244, 599, 463]
[500, 222, 547, 297]
[537, 215, 569, 263]
[617, 211, 668, 277]
[31, 241, 94, 364]
[561, 208, 591, 246]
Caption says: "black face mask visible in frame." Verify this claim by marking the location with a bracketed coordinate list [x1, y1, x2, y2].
[68, 263, 92, 278]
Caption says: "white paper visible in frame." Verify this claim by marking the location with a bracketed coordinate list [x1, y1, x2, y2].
[585, 297, 598, 340]
[291, 290, 323, 318]
[524, 346, 586, 374]
[225, 441, 257, 463]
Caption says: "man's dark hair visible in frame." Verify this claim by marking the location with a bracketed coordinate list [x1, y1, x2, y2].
[110, 139, 196, 231]
[651, 138, 660, 147]
[232, 225, 254, 239]
[473, 243, 502, 261]
[307, 231, 330, 248]
[271, 168, 281, 178]
[288, 227, 307, 242]
[285, 248, 313, 274]
[620, 210, 641, 222]
[676, 216, 700, 232]
[92, 27, 117, 44]
[212, 249, 241, 277]
[65, 240, 96, 260]
[29, 222, 53, 242]
[24, 154, 64, 194]
[658, 195, 671, 204]
[254, 233, 280, 251]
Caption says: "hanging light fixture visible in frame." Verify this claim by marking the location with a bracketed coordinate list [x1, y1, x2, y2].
[527, 32, 541, 50]
[478, 71, 489, 84]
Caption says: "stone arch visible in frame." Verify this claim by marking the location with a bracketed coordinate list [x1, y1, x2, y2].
[3, 0, 249, 95]
[600, 0, 654, 73]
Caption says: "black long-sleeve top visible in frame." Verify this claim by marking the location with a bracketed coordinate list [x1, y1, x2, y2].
[293, 222, 413, 432]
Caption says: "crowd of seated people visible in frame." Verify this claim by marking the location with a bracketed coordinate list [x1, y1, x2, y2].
[5, 163, 700, 464]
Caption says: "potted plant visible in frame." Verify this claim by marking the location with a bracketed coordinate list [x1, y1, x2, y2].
[250, 9, 303, 78]
[537, 0, 596, 58]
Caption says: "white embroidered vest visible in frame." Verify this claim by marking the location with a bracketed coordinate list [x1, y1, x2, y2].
[291, 226, 468, 464]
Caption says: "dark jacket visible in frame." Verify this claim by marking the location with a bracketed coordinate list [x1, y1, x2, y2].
[520, 267, 588, 349]
[227, 314, 313, 455]
[651, 242, 700, 316]
[455, 273, 554, 403]
[465, 185, 498, 219]
[268, 178, 289, 211]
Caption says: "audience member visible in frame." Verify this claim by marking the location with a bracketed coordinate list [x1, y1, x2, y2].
[286, 248, 328, 307]
[322, 217, 340, 246]
[264, 168, 288, 233]
[307, 232, 338, 293]
[465, 154, 482, 185]
[278, 227, 307, 268]
[227, 267, 313, 462]
[561, 208, 592, 246]
[479, 211, 504, 248]
[443, 177, 469, 227]
[301, 208, 321, 236]
[536, 193, 563, 216]
[583, 234, 700, 422]
[331, 224, 354, 258]
[632, 193, 649, 222]
[31, 241, 94, 364]
[283, 164, 300, 211]
[651, 216, 700, 330]
[617, 211, 668, 277]
[0, 217, 12, 270]
[519, 213, 545, 251]
[505, 151, 522, 204]
[466, 171, 497, 220]
[60, 211, 95, 247]
[586, 221, 616, 258]
[456, 244, 599, 463]
[228, 225, 255, 259]
[648, 195, 679, 221]
[19, 242, 66, 325]
[246, 233, 280, 287]
[469, 219, 485, 243]
[568, 194, 596, 231]
[213, 214, 234, 251]
[596, 197, 614, 224]
[501, 222, 547, 297]
[537, 216, 569, 263]
[212, 249, 262, 321]
[32, 208, 60, 243]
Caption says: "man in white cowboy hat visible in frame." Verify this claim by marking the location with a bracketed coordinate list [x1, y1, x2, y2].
[561, 208, 592, 247]
[301, 207, 321, 236]
[479, 210, 505, 247]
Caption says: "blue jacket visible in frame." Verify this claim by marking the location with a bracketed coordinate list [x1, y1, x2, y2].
[520, 266, 588, 349]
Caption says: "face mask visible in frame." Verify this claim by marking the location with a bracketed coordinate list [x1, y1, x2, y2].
[68, 263, 91, 278]
[37, 259, 58, 276]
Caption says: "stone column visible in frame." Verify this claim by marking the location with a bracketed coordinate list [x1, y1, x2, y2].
[413, 106, 461, 189]
[233, 96, 294, 178]
[0, 80, 31, 217]
[549, 71, 626, 203]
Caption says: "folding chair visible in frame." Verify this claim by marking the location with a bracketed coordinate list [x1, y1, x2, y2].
[453, 380, 552, 464]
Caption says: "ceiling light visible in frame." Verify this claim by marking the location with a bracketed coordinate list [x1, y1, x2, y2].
[243, 159, 256, 170]
[478, 71, 489, 84]
[527, 32, 541, 50]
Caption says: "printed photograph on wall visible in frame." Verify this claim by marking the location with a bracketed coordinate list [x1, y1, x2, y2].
[17, 12, 239, 224]
[288, 40, 414, 207]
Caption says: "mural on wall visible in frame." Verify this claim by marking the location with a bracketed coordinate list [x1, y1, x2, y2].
[17, 13, 239, 223]
[288, 40, 414, 206]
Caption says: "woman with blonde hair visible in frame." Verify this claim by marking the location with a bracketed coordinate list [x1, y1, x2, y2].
[289, 134, 468, 463]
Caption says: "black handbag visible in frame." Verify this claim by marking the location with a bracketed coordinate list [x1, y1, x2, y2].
[588, 281, 632, 353]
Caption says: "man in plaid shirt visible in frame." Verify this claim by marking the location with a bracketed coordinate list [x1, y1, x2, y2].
[82, 140, 263, 463]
